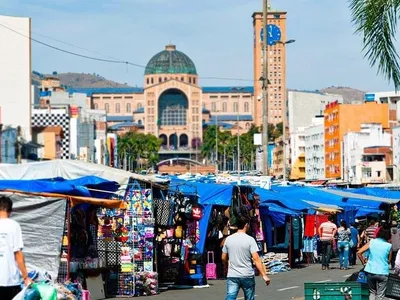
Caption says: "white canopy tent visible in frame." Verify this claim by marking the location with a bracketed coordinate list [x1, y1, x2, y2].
[0, 160, 168, 186]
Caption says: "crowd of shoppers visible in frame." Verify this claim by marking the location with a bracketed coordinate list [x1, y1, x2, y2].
[318, 216, 400, 300]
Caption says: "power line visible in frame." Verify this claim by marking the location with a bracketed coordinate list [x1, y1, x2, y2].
[0, 23, 255, 83]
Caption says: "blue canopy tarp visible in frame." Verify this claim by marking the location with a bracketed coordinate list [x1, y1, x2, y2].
[0, 176, 120, 198]
[346, 187, 400, 201]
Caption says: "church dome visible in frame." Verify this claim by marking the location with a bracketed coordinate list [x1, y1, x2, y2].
[145, 44, 197, 75]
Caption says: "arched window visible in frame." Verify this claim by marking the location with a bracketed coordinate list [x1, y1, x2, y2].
[104, 103, 109, 113]
[164, 77, 167, 82]
[245, 123, 251, 130]
[244, 102, 249, 112]
[115, 103, 120, 113]
[146, 78, 149, 84]
[159, 77, 162, 83]
[222, 102, 227, 112]
[193, 77, 196, 84]
[158, 89, 188, 126]
[181, 77, 184, 81]
[126, 103, 131, 113]
[137, 103, 143, 110]
[233, 102, 238, 112]
[211, 102, 216, 112]
[189, 77, 192, 84]
[151, 78, 154, 84]
[138, 120, 142, 125]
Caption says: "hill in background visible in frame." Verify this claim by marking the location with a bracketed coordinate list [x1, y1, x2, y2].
[32, 71, 133, 88]
[31, 71, 366, 103]
[319, 86, 365, 104]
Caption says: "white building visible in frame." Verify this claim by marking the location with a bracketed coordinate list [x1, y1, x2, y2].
[304, 117, 325, 180]
[0, 16, 31, 141]
[290, 127, 306, 171]
[364, 91, 400, 128]
[343, 123, 391, 184]
[393, 126, 400, 183]
[288, 90, 343, 133]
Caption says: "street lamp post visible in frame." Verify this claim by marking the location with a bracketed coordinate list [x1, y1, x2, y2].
[231, 87, 245, 184]
[215, 114, 218, 174]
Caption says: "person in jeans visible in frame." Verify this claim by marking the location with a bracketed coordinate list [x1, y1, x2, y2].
[318, 214, 337, 270]
[337, 220, 351, 270]
[357, 227, 392, 300]
[349, 223, 360, 266]
[391, 221, 400, 269]
[222, 216, 270, 300]
[0, 196, 31, 300]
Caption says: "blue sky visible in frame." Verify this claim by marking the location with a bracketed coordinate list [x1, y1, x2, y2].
[1, 0, 395, 92]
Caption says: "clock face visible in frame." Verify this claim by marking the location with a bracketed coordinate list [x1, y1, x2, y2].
[260, 24, 282, 45]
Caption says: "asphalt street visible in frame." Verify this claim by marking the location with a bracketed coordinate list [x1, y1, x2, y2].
[109, 260, 362, 299]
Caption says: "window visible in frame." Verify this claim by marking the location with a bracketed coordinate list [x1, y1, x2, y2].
[189, 77, 192, 84]
[104, 103, 109, 113]
[94, 103, 98, 109]
[362, 167, 372, 178]
[211, 102, 216, 112]
[181, 77, 184, 81]
[244, 102, 249, 112]
[126, 103, 131, 113]
[222, 102, 227, 112]
[377, 171, 381, 177]
[193, 77, 196, 84]
[151, 78, 154, 84]
[115, 103, 120, 113]
[159, 77, 162, 83]
[233, 102, 238, 112]
[146, 78, 149, 84]
[164, 77, 167, 82]
[137, 103, 143, 110]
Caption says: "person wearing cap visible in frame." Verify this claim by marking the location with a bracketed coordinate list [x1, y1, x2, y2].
[391, 220, 400, 269]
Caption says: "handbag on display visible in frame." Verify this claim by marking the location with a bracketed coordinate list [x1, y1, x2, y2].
[175, 226, 183, 238]
[192, 207, 203, 220]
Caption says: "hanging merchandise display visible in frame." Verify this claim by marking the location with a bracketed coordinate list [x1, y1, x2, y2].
[96, 179, 158, 297]
[154, 186, 205, 285]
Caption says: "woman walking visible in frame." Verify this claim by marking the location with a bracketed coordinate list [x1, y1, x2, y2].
[357, 227, 392, 300]
[337, 220, 351, 270]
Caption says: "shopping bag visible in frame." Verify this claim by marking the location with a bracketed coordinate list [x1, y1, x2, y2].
[12, 287, 27, 300]
[206, 251, 217, 280]
[35, 283, 57, 300]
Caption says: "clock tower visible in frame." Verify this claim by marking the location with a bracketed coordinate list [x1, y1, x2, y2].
[252, 9, 287, 127]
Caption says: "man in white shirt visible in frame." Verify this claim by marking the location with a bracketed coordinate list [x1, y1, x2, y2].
[0, 195, 30, 300]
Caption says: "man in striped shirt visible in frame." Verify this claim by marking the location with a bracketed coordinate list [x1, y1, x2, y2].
[318, 215, 337, 270]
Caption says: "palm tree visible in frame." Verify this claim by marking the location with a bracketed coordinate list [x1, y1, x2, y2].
[349, 0, 400, 89]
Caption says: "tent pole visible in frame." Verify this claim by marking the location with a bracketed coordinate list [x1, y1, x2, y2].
[289, 216, 292, 268]
[67, 198, 72, 279]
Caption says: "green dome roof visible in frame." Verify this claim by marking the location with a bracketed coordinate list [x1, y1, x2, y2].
[145, 44, 197, 75]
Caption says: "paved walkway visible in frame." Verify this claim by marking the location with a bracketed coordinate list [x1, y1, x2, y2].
[107, 260, 362, 299]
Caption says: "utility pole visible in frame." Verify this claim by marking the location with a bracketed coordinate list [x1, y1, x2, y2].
[215, 115, 218, 174]
[17, 126, 22, 164]
[262, 0, 269, 176]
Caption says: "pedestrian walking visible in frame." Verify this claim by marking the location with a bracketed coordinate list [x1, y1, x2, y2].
[222, 215, 270, 300]
[318, 214, 337, 270]
[337, 220, 351, 270]
[357, 227, 392, 300]
[0, 196, 31, 300]
[349, 223, 360, 266]
[391, 220, 400, 269]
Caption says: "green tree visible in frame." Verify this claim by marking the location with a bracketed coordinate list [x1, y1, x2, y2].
[117, 131, 161, 171]
[349, 0, 400, 89]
